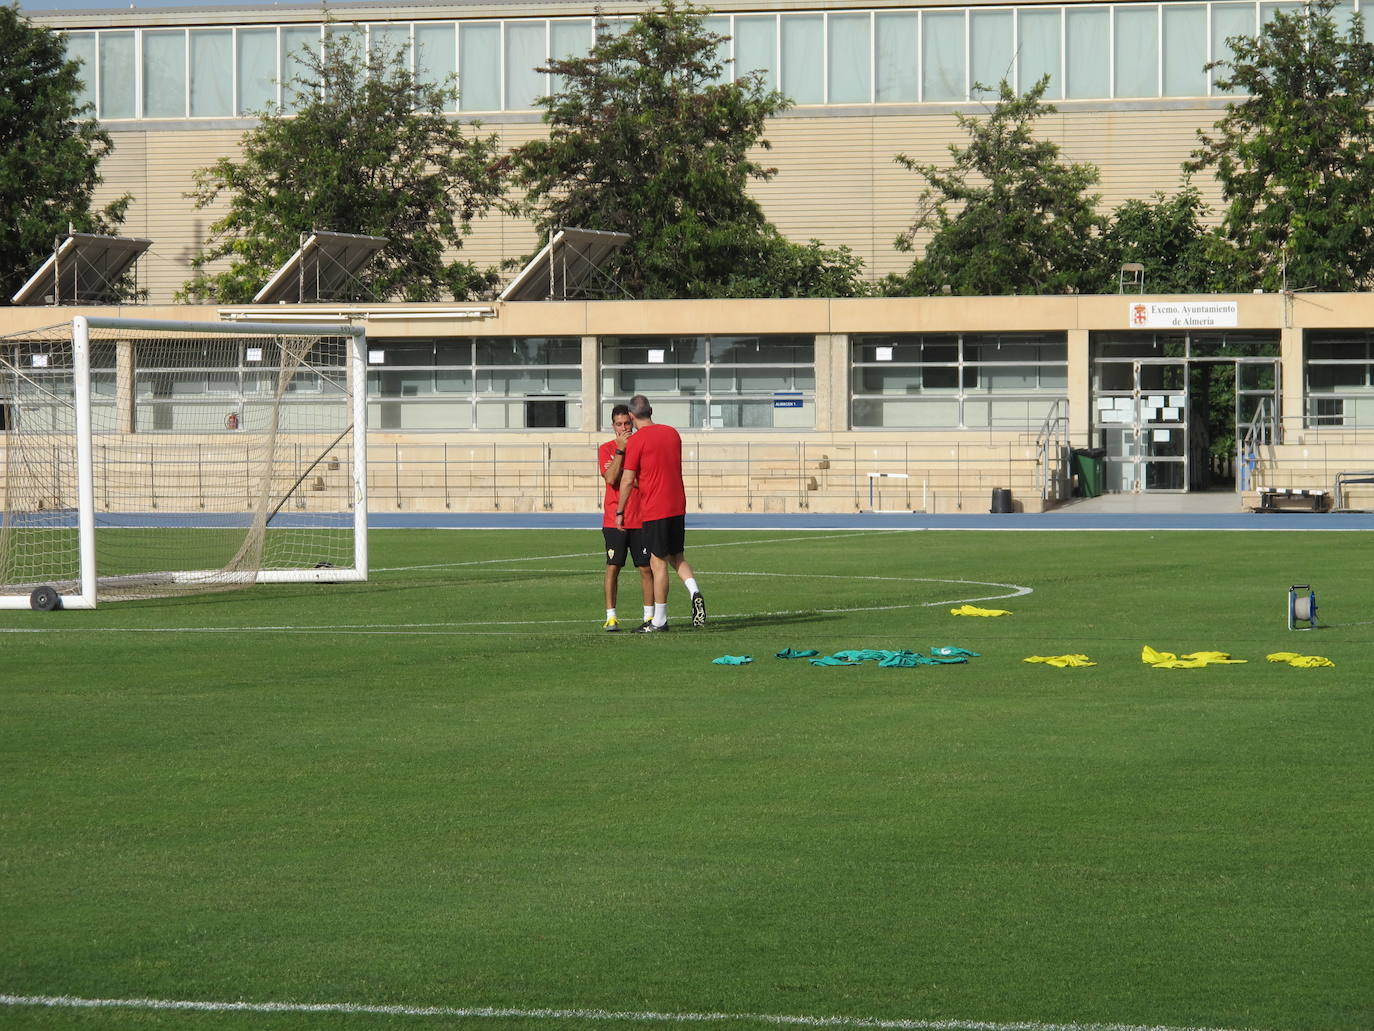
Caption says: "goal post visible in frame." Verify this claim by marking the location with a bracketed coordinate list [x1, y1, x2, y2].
[0, 315, 368, 609]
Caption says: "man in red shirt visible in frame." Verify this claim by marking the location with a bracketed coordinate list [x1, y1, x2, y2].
[615, 394, 706, 632]
[599, 404, 653, 632]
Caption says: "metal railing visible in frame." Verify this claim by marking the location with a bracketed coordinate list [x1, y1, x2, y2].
[1238, 397, 1277, 492]
[352, 440, 1051, 513]
[9, 426, 1373, 513]
[1033, 399, 1072, 502]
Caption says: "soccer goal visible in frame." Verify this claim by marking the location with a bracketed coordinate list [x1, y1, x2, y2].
[0, 316, 368, 609]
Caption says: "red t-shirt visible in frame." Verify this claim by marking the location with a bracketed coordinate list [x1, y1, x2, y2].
[621, 422, 686, 522]
[599, 439, 641, 529]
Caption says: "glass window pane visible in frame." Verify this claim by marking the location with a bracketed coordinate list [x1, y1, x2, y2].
[601, 336, 706, 365]
[970, 9, 1012, 98]
[505, 21, 547, 110]
[874, 13, 917, 102]
[781, 15, 823, 105]
[702, 16, 730, 85]
[460, 22, 501, 111]
[596, 18, 632, 43]
[1017, 9, 1060, 97]
[476, 337, 581, 365]
[549, 19, 592, 95]
[190, 29, 232, 116]
[852, 365, 921, 394]
[922, 10, 965, 101]
[1065, 7, 1109, 99]
[1162, 5, 1206, 96]
[1114, 5, 1159, 98]
[1333, 0, 1362, 34]
[98, 31, 135, 119]
[281, 26, 320, 112]
[852, 398, 960, 429]
[1210, 3, 1256, 93]
[370, 24, 411, 64]
[827, 13, 870, 104]
[237, 27, 278, 114]
[709, 335, 814, 364]
[66, 32, 96, 110]
[1261, 3, 1304, 25]
[143, 30, 186, 118]
[326, 24, 365, 55]
[733, 15, 777, 88]
[416, 23, 457, 109]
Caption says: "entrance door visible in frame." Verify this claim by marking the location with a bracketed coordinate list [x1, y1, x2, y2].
[1093, 359, 1188, 492]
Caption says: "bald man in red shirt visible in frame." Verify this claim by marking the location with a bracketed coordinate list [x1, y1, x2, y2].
[614, 394, 706, 632]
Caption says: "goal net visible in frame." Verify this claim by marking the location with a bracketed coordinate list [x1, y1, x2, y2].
[0, 316, 367, 609]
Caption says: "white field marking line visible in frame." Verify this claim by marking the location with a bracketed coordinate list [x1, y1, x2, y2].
[709, 571, 1033, 606]
[491, 569, 1032, 608]
[0, 604, 911, 637]
[375, 531, 903, 573]
[0, 995, 1264, 1031]
[0, 569, 1030, 636]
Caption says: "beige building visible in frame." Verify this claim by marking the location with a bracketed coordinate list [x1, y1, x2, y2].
[9, 1, 1373, 511]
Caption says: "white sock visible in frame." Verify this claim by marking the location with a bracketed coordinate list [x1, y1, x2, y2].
[653, 603, 668, 626]
[643, 605, 654, 622]
[606, 608, 616, 621]
[683, 577, 700, 596]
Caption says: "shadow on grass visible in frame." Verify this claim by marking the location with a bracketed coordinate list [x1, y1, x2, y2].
[690, 610, 840, 631]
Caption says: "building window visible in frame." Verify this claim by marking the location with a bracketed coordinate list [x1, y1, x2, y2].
[365, 337, 581, 431]
[601, 335, 815, 430]
[1306, 330, 1374, 428]
[62, 4, 1326, 121]
[851, 332, 1067, 430]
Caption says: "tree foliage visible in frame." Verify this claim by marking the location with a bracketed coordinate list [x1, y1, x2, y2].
[884, 78, 1106, 297]
[1101, 186, 1237, 295]
[181, 28, 504, 303]
[510, 0, 862, 299]
[0, 5, 130, 303]
[1186, 0, 1374, 292]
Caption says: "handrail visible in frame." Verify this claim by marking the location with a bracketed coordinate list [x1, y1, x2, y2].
[1034, 399, 1071, 501]
[1333, 469, 1374, 510]
[1238, 397, 1276, 492]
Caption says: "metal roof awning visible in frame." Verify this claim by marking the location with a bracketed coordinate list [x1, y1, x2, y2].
[499, 227, 631, 302]
[11, 233, 153, 305]
[253, 231, 389, 304]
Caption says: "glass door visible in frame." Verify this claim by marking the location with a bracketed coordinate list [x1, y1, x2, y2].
[1092, 359, 1188, 492]
[1136, 360, 1188, 491]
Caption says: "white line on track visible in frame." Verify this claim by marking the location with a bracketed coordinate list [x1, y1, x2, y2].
[0, 994, 1263, 1031]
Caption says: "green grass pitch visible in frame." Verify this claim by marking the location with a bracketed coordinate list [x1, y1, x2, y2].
[2, 528, 1371, 1031]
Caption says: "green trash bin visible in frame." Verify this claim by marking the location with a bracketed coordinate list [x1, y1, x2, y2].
[1072, 448, 1106, 498]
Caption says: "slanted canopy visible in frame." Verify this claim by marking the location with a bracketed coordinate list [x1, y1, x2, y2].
[253, 231, 389, 304]
[499, 227, 631, 301]
[12, 233, 152, 305]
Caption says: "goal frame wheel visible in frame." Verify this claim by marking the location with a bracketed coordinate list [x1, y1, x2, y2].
[30, 585, 62, 611]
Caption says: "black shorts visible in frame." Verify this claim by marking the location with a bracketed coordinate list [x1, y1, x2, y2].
[603, 527, 650, 567]
[639, 514, 686, 559]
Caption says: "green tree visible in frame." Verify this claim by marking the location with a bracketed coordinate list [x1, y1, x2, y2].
[1100, 186, 1237, 294]
[1186, 0, 1374, 292]
[0, 5, 130, 303]
[181, 28, 503, 303]
[510, 0, 861, 299]
[884, 77, 1106, 297]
